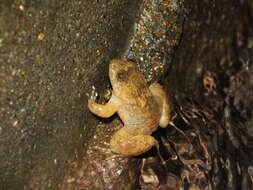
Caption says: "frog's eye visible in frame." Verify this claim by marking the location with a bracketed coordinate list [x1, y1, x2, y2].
[116, 70, 127, 82]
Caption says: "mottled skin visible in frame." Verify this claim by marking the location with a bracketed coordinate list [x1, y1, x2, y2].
[88, 59, 172, 157]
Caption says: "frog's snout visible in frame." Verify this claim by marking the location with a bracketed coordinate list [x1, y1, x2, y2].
[109, 59, 116, 72]
[109, 59, 119, 80]
[110, 62, 116, 70]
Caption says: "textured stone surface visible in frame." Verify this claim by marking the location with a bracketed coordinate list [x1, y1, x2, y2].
[1, 0, 253, 189]
[0, 0, 137, 189]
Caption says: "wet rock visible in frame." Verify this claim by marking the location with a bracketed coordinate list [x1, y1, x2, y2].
[123, 0, 185, 82]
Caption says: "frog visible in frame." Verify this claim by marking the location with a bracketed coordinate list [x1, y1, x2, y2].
[88, 59, 172, 157]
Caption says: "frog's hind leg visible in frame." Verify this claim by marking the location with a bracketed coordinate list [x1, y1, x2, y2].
[110, 128, 157, 157]
[149, 82, 172, 128]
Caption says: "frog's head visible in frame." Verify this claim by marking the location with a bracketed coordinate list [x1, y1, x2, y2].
[109, 59, 137, 93]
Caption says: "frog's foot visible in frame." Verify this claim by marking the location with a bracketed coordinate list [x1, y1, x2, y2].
[86, 85, 98, 101]
[105, 154, 125, 161]
[93, 146, 111, 154]
[140, 158, 160, 187]
[154, 141, 167, 166]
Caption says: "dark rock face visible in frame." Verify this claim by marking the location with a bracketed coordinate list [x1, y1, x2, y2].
[0, 0, 137, 189]
[166, 0, 253, 189]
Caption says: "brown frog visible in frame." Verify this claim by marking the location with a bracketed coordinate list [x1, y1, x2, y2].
[88, 59, 172, 157]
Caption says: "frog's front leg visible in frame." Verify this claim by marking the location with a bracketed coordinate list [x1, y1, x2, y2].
[110, 127, 158, 157]
[88, 90, 119, 118]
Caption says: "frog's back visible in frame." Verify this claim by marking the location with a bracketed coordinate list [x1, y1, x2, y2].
[117, 91, 161, 135]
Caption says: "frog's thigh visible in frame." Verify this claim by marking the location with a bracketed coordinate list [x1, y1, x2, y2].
[110, 129, 157, 157]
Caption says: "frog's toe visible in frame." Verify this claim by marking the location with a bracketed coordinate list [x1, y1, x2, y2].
[91, 88, 98, 100]
[86, 85, 98, 100]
